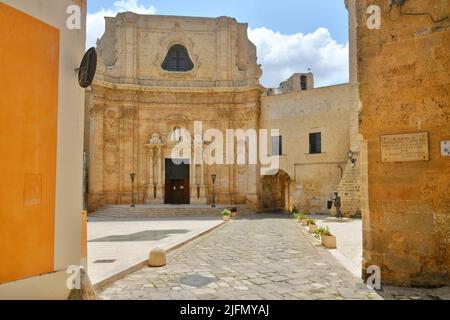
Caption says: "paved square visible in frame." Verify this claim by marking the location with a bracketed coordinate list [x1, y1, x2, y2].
[98, 215, 448, 300]
[97, 215, 375, 300]
[88, 217, 223, 286]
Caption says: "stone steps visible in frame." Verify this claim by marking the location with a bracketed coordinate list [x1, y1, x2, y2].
[91, 205, 255, 219]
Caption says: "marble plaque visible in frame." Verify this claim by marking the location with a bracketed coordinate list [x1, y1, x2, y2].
[381, 132, 429, 163]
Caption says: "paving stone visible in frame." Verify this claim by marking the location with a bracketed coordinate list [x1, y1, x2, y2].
[98, 216, 441, 300]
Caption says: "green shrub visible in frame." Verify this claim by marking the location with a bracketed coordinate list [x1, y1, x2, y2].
[222, 209, 231, 216]
[314, 226, 331, 239]
[294, 212, 306, 220]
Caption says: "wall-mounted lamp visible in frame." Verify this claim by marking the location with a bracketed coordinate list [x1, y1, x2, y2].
[130, 173, 136, 208]
[348, 150, 357, 167]
[211, 174, 217, 208]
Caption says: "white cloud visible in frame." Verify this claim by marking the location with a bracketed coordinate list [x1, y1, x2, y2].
[248, 27, 349, 88]
[86, 0, 155, 48]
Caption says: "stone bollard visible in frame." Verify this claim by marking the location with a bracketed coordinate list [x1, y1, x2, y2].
[149, 248, 166, 267]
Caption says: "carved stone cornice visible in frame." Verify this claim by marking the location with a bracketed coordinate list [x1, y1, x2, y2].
[91, 79, 265, 94]
[166, 115, 190, 127]
[89, 104, 106, 116]
[120, 104, 137, 118]
[218, 107, 232, 119]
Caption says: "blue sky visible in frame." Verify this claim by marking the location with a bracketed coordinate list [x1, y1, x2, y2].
[87, 0, 349, 87]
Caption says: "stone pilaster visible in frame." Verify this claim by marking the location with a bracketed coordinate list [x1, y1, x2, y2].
[155, 146, 164, 203]
[146, 147, 155, 202]
[88, 103, 106, 210]
[190, 160, 198, 203]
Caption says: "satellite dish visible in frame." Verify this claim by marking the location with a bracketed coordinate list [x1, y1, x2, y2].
[78, 47, 97, 88]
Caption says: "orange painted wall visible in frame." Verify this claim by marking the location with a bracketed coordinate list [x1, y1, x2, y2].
[0, 3, 59, 284]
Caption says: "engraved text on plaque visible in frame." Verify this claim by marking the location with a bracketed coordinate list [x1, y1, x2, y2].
[381, 132, 429, 163]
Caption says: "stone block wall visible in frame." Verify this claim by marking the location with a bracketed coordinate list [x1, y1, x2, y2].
[261, 83, 361, 214]
[354, 0, 450, 286]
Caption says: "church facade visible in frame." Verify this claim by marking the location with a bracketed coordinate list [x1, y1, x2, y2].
[86, 12, 360, 215]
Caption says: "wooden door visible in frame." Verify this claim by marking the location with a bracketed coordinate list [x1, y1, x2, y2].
[165, 179, 190, 204]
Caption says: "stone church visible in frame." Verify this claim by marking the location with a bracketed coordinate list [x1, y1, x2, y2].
[86, 12, 360, 215]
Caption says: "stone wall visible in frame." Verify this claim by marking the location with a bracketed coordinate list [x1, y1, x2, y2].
[261, 83, 360, 214]
[354, 0, 450, 286]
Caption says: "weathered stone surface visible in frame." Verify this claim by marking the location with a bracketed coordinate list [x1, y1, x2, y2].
[68, 269, 98, 300]
[350, 0, 450, 286]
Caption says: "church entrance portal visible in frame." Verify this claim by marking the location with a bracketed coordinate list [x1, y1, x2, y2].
[165, 159, 190, 204]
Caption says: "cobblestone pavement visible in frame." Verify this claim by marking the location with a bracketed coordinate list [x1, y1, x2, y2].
[98, 215, 447, 300]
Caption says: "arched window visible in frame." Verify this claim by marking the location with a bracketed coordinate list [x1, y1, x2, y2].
[161, 45, 194, 72]
[300, 75, 308, 90]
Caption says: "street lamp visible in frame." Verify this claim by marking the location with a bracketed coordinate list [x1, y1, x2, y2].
[348, 150, 357, 167]
[211, 174, 217, 208]
[130, 173, 136, 208]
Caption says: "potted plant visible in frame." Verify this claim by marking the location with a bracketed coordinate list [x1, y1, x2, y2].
[308, 219, 318, 233]
[301, 215, 310, 226]
[292, 207, 301, 219]
[222, 209, 231, 222]
[230, 207, 238, 217]
[315, 226, 337, 249]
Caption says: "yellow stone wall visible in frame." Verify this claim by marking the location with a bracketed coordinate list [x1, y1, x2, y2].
[354, 0, 450, 286]
[261, 84, 361, 214]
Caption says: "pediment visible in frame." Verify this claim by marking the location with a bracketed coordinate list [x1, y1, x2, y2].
[166, 114, 190, 126]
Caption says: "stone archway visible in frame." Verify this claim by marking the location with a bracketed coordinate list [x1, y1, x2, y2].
[261, 170, 292, 212]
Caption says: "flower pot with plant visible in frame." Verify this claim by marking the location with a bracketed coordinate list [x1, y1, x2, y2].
[308, 220, 318, 233]
[230, 207, 238, 217]
[297, 213, 306, 222]
[292, 207, 301, 219]
[301, 217, 310, 226]
[222, 209, 231, 222]
[315, 226, 337, 249]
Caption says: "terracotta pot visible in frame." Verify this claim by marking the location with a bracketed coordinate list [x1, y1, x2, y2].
[223, 215, 231, 222]
[309, 224, 318, 234]
[321, 235, 337, 249]
[301, 220, 309, 226]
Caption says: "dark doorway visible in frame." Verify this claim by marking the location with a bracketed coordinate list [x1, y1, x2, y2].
[165, 159, 190, 204]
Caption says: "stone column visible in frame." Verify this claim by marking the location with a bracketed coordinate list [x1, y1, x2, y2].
[155, 146, 164, 202]
[161, 147, 165, 190]
[190, 159, 198, 203]
[245, 107, 261, 211]
[146, 147, 154, 202]
[197, 162, 207, 204]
